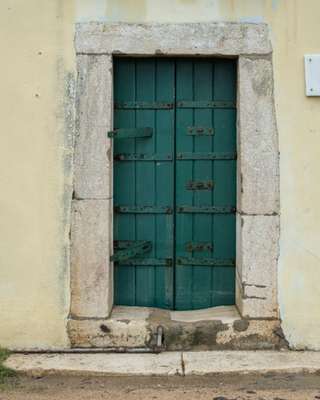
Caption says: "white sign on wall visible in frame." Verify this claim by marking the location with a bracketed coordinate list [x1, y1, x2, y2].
[305, 55, 320, 96]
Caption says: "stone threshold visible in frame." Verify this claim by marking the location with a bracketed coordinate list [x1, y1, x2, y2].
[68, 306, 286, 351]
[5, 351, 320, 377]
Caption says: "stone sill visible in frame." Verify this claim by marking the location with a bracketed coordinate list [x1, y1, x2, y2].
[109, 305, 240, 324]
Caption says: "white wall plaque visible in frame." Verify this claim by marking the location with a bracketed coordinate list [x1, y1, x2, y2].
[305, 55, 320, 96]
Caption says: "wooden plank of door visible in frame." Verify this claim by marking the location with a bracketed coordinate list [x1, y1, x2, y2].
[175, 59, 194, 310]
[192, 59, 215, 310]
[175, 58, 237, 310]
[212, 59, 237, 306]
[114, 58, 175, 309]
[114, 58, 137, 306]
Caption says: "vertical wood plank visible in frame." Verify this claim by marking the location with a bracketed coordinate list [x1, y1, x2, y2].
[114, 58, 174, 308]
[135, 58, 156, 306]
[175, 59, 194, 310]
[192, 59, 213, 309]
[212, 59, 237, 306]
[175, 58, 236, 310]
[154, 59, 175, 308]
[114, 58, 136, 305]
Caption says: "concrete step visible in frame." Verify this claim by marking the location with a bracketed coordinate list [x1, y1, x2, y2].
[5, 351, 320, 377]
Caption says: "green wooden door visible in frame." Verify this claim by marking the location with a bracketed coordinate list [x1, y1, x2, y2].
[113, 58, 236, 310]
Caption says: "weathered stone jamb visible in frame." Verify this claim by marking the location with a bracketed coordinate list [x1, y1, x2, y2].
[71, 52, 113, 319]
[235, 53, 280, 319]
[70, 22, 280, 347]
[74, 54, 113, 200]
[70, 199, 113, 318]
[237, 54, 280, 215]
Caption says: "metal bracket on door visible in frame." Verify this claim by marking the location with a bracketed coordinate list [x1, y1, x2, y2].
[176, 100, 236, 109]
[177, 257, 235, 266]
[108, 128, 153, 139]
[186, 180, 214, 190]
[111, 241, 152, 262]
[187, 127, 214, 136]
[115, 206, 173, 214]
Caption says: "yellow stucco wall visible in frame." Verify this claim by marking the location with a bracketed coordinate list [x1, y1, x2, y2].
[0, 0, 75, 349]
[1, 0, 319, 349]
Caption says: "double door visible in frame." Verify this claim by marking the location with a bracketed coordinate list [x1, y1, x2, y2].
[112, 57, 236, 310]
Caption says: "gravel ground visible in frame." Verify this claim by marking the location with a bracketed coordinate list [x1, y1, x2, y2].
[1, 373, 320, 400]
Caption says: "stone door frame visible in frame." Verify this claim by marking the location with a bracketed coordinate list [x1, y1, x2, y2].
[70, 22, 280, 338]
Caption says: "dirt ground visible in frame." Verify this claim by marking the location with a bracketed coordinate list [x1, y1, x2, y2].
[1, 373, 320, 400]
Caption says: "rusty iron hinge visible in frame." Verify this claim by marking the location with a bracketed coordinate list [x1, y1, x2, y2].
[186, 180, 214, 190]
[176, 100, 236, 109]
[108, 127, 153, 139]
[114, 153, 173, 161]
[176, 206, 236, 214]
[176, 152, 237, 160]
[177, 257, 235, 266]
[115, 206, 173, 214]
[111, 241, 152, 263]
[115, 101, 174, 109]
[185, 242, 213, 252]
[187, 126, 214, 136]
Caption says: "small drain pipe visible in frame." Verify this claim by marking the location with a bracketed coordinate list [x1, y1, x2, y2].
[156, 326, 164, 349]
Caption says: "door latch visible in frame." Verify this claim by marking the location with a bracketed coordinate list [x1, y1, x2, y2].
[108, 128, 153, 139]
[111, 241, 152, 262]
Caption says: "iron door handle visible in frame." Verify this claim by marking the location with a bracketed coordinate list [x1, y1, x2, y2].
[111, 241, 152, 262]
[108, 128, 153, 139]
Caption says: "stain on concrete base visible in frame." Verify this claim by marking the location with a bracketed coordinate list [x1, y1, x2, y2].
[68, 306, 287, 351]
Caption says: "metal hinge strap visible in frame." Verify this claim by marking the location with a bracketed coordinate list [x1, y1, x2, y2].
[108, 128, 153, 139]
[176, 100, 235, 109]
[185, 242, 213, 252]
[186, 180, 214, 190]
[111, 241, 152, 262]
[115, 101, 234, 109]
[115, 206, 173, 214]
[177, 152, 236, 160]
[177, 257, 235, 266]
[177, 206, 235, 214]
[187, 126, 214, 136]
[116, 258, 173, 266]
[115, 101, 174, 109]
[115, 153, 173, 161]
